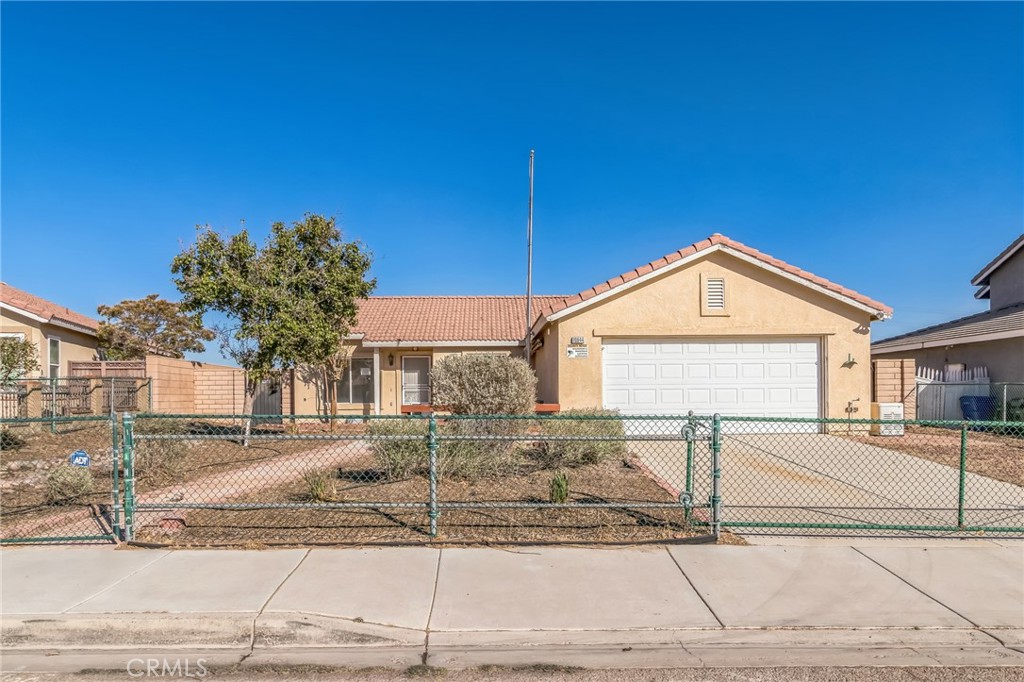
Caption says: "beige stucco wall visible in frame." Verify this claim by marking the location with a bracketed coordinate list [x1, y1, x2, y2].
[873, 337, 1024, 384]
[533, 323, 560, 405]
[541, 250, 878, 419]
[987, 248, 1024, 311]
[290, 345, 521, 416]
[0, 308, 98, 376]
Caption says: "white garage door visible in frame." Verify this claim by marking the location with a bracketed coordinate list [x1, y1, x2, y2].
[602, 338, 820, 418]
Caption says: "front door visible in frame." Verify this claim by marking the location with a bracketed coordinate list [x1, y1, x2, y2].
[401, 356, 431, 405]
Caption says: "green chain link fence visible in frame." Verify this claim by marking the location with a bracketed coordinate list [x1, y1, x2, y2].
[118, 412, 717, 546]
[715, 417, 1024, 535]
[3, 411, 1020, 545]
[0, 414, 121, 544]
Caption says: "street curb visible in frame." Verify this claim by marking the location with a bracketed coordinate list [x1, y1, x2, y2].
[3, 613, 1024, 672]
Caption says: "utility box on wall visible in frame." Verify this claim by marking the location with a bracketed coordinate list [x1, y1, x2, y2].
[870, 402, 905, 436]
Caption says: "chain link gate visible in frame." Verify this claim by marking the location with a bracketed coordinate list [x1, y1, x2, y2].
[715, 417, 1024, 536]
[0, 414, 121, 544]
[119, 412, 719, 546]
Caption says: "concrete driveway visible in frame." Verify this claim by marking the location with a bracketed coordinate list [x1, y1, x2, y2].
[633, 433, 1024, 532]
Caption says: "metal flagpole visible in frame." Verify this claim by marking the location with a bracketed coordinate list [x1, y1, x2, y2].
[525, 150, 535, 361]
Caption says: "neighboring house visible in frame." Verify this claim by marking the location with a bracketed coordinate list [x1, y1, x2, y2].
[871, 234, 1024, 383]
[0, 283, 99, 377]
[310, 234, 891, 420]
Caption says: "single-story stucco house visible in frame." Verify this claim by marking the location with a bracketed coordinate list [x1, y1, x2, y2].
[296, 234, 892, 420]
[872, 233, 1024, 383]
[0, 282, 100, 376]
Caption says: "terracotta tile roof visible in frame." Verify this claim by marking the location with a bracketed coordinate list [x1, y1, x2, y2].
[0, 282, 99, 333]
[354, 296, 567, 344]
[536, 234, 892, 319]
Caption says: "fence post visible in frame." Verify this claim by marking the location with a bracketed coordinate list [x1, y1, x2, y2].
[122, 413, 136, 542]
[957, 422, 968, 529]
[111, 413, 121, 539]
[1003, 384, 1008, 422]
[50, 377, 57, 434]
[682, 411, 696, 523]
[427, 414, 439, 538]
[711, 413, 722, 538]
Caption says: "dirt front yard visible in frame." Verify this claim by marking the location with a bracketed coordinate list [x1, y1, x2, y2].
[844, 425, 1024, 487]
[133, 450, 705, 546]
[0, 422, 118, 540]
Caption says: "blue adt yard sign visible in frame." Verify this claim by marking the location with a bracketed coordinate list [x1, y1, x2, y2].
[69, 450, 91, 467]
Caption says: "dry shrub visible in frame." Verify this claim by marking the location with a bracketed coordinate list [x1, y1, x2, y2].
[303, 468, 337, 502]
[431, 354, 537, 415]
[535, 409, 627, 468]
[368, 418, 523, 481]
[0, 428, 25, 451]
[135, 440, 188, 486]
[45, 464, 94, 504]
[368, 419, 429, 480]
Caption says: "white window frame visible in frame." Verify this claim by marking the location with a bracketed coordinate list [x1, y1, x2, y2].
[47, 336, 61, 378]
[334, 356, 375, 404]
[401, 355, 432, 406]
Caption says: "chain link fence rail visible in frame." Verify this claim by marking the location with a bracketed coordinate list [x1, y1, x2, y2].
[0, 377, 152, 423]
[716, 417, 1024, 536]
[0, 414, 120, 544]
[121, 412, 717, 546]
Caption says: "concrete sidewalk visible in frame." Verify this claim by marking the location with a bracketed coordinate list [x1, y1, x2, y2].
[1, 543, 1022, 672]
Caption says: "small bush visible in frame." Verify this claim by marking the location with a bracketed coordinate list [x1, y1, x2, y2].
[0, 428, 25, 451]
[549, 470, 569, 503]
[45, 465, 94, 504]
[135, 439, 188, 486]
[436, 424, 524, 480]
[431, 354, 537, 415]
[535, 409, 628, 468]
[303, 468, 337, 502]
[368, 419, 429, 480]
[368, 418, 523, 481]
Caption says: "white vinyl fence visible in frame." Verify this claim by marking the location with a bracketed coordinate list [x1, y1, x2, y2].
[915, 367, 1024, 421]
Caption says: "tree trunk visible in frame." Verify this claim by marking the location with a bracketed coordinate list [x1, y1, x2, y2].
[242, 378, 255, 447]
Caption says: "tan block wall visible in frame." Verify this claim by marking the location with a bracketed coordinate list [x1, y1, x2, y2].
[146, 356, 198, 413]
[871, 358, 917, 420]
[194, 363, 247, 414]
[548, 249, 879, 420]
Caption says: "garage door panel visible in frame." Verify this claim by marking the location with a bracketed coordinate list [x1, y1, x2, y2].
[633, 364, 656, 380]
[602, 338, 819, 420]
[688, 364, 711, 379]
[741, 364, 766, 379]
[660, 364, 683, 379]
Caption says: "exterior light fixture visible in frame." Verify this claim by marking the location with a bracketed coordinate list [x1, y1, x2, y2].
[388, 353, 395, 367]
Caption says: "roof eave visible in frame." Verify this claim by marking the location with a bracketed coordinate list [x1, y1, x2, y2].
[970, 233, 1024, 286]
[539, 243, 892, 324]
[361, 340, 524, 348]
[872, 327, 1024, 354]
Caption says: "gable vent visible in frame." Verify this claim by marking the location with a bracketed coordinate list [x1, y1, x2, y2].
[706, 278, 726, 309]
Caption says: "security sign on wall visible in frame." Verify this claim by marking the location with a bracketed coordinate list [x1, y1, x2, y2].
[566, 345, 589, 359]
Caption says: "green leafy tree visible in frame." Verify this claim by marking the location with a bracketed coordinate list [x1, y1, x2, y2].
[96, 294, 215, 360]
[0, 337, 40, 385]
[171, 213, 375, 428]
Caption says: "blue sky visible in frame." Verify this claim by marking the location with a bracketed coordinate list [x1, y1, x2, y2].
[2, 2, 1021, 363]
